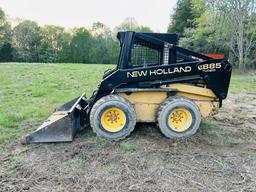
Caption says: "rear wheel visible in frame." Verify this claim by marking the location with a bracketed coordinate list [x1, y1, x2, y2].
[89, 95, 136, 140]
[157, 96, 201, 138]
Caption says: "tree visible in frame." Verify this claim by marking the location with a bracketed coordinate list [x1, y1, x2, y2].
[57, 32, 72, 63]
[91, 22, 111, 37]
[70, 28, 93, 63]
[0, 41, 13, 61]
[115, 17, 153, 33]
[197, 0, 256, 71]
[115, 17, 139, 32]
[40, 25, 72, 63]
[168, 0, 195, 34]
[222, 0, 256, 71]
[0, 8, 13, 61]
[91, 22, 119, 64]
[12, 20, 41, 62]
[0, 8, 6, 47]
[177, 0, 256, 71]
[136, 26, 152, 33]
[0, 13, 153, 64]
[179, 1, 228, 54]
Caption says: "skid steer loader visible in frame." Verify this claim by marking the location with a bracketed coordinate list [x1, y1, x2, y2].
[21, 31, 232, 144]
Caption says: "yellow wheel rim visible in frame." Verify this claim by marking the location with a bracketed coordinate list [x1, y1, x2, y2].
[101, 107, 126, 132]
[168, 108, 193, 132]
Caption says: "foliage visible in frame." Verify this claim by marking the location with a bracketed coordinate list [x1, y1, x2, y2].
[12, 20, 41, 62]
[0, 8, 153, 64]
[0, 7, 7, 46]
[221, 0, 256, 71]
[40, 25, 70, 63]
[0, 8, 13, 61]
[70, 28, 93, 63]
[114, 17, 153, 33]
[89, 22, 119, 64]
[168, 0, 196, 35]
[169, 0, 256, 70]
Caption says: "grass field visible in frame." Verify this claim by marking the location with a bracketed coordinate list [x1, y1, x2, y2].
[0, 63, 256, 192]
[0, 63, 115, 143]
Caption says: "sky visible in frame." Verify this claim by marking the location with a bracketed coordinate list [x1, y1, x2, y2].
[0, 0, 177, 32]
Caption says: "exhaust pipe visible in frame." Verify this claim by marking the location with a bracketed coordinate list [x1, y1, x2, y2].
[21, 93, 88, 144]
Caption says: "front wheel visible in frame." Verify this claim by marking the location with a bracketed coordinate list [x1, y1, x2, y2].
[157, 96, 201, 139]
[89, 95, 136, 140]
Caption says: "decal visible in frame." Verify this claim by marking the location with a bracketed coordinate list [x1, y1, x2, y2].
[127, 66, 192, 78]
[198, 63, 221, 72]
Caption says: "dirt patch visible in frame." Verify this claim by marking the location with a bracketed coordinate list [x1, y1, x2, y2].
[1, 91, 256, 192]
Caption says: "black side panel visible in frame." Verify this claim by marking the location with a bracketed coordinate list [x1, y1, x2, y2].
[91, 60, 232, 109]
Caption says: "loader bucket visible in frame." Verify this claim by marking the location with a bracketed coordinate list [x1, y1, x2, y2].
[21, 93, 88, 144]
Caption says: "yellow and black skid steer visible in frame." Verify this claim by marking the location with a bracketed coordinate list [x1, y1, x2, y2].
[21, 31, 232, 144]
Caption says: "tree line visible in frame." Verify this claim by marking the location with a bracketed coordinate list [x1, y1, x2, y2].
[1, 1, 256, 71]
[168, 0, 256, 71]
[0, 8, 152, 64]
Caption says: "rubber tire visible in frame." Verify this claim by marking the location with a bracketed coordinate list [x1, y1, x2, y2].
[89, 95, 136, 141]
[157, 96, 201, 139]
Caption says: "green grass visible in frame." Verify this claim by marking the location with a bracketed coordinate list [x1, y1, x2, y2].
[0, 63, 114, 143]
[0, 63, 255, 144]
[116, 141, 138, 153]
[240, 151, 256, 159]
[229, 72, 256, 93]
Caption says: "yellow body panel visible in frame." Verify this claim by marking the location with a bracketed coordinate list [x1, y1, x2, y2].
[134, 103, 159, 122]
[166, 83, 216, 98]
[118, 92, 167, 122]
[195, 101, 219, 117]
[118, 83, 219, 122]
[120, 91, 167, 104]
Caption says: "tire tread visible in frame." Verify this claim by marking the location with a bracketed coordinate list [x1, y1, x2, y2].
[156, 96, 201, 139]
[89, 94, 136, 141]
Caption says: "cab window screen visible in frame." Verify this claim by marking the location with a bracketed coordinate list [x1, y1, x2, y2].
[129, 40, 162, 68]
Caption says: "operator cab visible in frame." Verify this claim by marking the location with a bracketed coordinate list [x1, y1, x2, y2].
[117, 31, 210, 70]
[117, 32, 179, 69]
